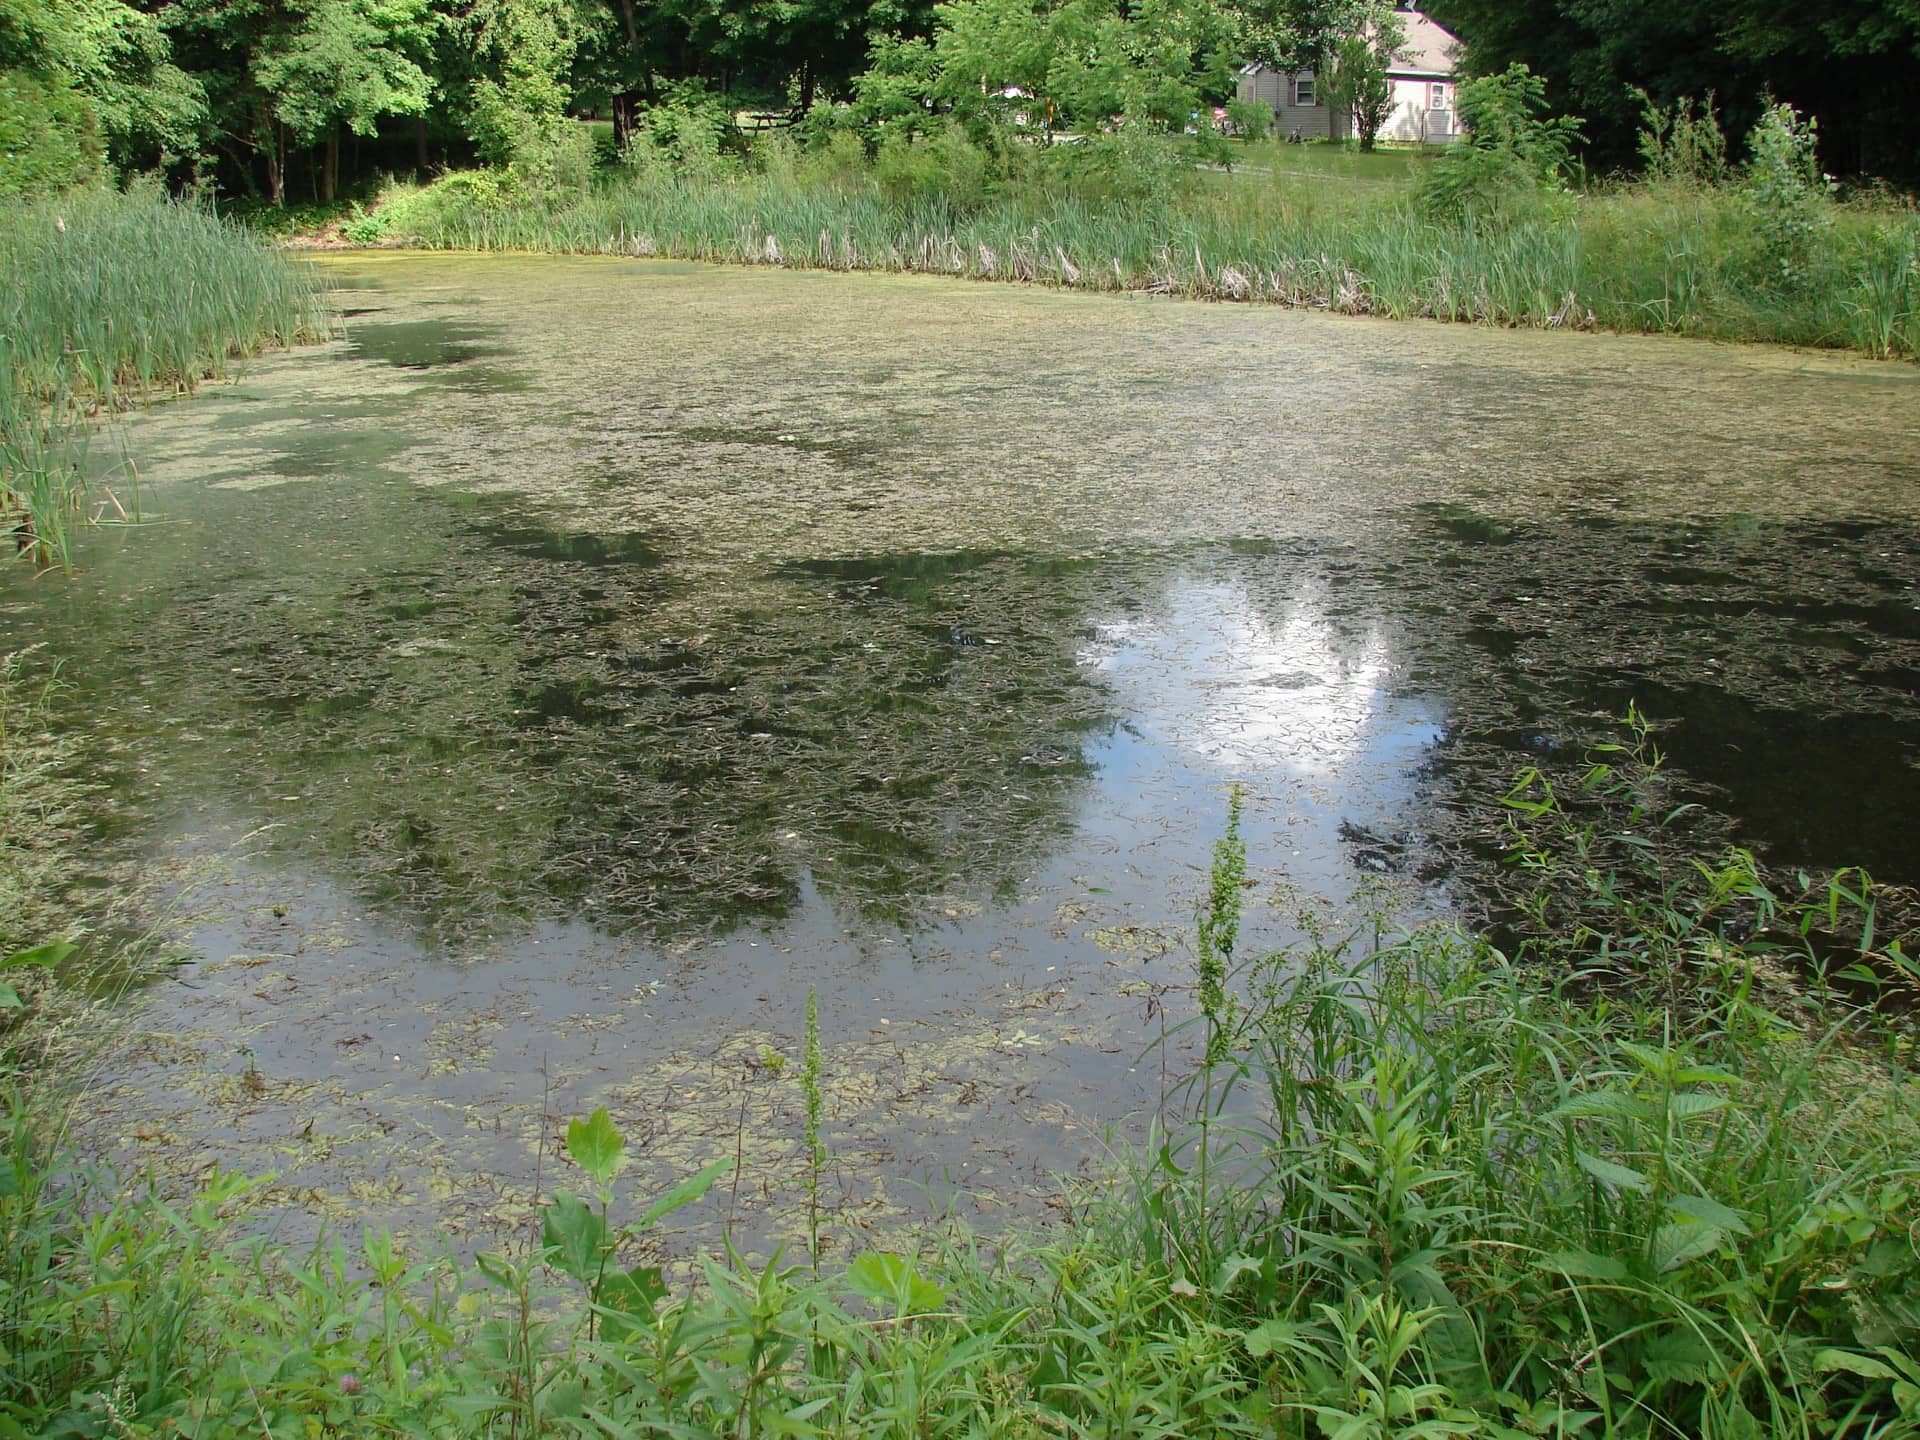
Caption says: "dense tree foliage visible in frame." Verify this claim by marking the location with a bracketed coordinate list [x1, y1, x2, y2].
[3, 0, 1916, 200]
[1427, 0, 1920, 176]
[0, 0, 200, 192]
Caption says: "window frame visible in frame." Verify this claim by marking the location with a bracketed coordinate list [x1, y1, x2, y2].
[1429, 81, 1450, 111]
[1293, 74, 1317, 107]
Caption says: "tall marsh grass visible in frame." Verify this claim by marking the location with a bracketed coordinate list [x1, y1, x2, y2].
[367, 152, 1920, 360]
[0, 188, 329, 569]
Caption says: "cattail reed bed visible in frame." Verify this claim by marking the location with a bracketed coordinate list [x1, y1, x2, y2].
[366, 160, 1920, 362]
[1, 188, 330, 569]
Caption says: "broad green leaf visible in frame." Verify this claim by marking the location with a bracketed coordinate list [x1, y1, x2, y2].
[1665, 1092, 1731, 1121]
[1666, 1192, 1750, 1235]
[847, 1250, 946, 1315]
[594, 1265, 667, 1342]
[1243, 1320, 1301, 1358]
[1539, 1249, 1629, 1280]
[565, 1108, 626, 1187]
[1552, 1091, 1657, 1124]
[0, 984, 21, 1011]
[1673, 1066, 1740, 1087]
[1576, 1151, 1650, 1193]
[759, 1396, 835, 1436]
[1211, 1253, 1264, 1294]
[636, 1157, 733, 1229]
[543, 1377, 585, 1421]
[1814, 1349, 1901, 1380]
[540, 1190, 607, 1283]
[1642, 1330, 1716, 1386]
[1, 942, 75, 972]
[1652, 1219, 1723, 1272]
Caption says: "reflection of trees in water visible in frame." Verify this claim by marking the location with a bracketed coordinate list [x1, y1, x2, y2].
[62, 487, 1920, 948]
[1392, 510, 1920, 895]
[104, 517, 1115, 941]
[507, 550, 1115, 935]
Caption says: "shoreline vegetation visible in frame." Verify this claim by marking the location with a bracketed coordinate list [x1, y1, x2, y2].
[4, 663, 1918, 1438]
[316, 100, 1920, 364]
[0, 188, 329, 570]
[3, 74, 1919, 1439]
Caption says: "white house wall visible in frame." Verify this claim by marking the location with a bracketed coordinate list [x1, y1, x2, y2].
[1378, 76, 1458, 143]
[1235, 68, 1463, 145]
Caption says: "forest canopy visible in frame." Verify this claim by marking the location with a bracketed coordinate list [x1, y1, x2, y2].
[3, 0, 1917, 202]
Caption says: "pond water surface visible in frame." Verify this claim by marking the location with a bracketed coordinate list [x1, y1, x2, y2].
[9, 253, 1920, 1253]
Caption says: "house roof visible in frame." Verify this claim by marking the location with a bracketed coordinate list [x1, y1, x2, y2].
[1389, 9, 1459, 79]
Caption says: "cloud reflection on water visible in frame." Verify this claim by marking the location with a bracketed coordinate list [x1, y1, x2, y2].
[1081, 574, 1428, 777]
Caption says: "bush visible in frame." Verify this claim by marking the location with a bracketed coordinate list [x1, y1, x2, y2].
[1417, 63, 1583, 224]
[1634, 88, 1729, 187]
[1743, 100, 1835, 295]
[873, 122, 992, 213]
[0, 71, 103, 197]
[1224, 98, 1270, 144]
[1045, 123, 1190, 208]
[624, 86, 740, 183]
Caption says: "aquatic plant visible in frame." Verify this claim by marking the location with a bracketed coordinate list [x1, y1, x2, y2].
[1195, 783, 1245, 1068]
[803, 984, 825, 1270]
[5, 647, 1917, 1437]
[0, 187, 329, 568]
[357, 135, 1920, 358]
[4, 855, 1914, 1437]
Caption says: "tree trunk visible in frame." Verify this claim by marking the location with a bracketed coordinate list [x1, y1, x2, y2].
[266, 127, 285, 207]
[798, 61, 815, 115]
[613, 92, 638, 149]
[323, 125, 340, 203]
[224, 141, 261, 197]
[415, 114, 429, 175]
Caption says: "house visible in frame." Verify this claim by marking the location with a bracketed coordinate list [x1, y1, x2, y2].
[1235, 6, 1463, 145]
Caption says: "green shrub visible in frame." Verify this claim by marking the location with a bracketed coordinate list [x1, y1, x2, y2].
[874, 121, 992, 212]
[1224, 97, 1270, 144]
[1416, 63, 1584, 224]
[1634, 88, 1730, 188]
[1743, 100, 1836, 295]
[0, 70, 103, 197]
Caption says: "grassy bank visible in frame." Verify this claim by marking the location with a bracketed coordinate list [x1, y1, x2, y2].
[4, 696, 1917, 1438]
[344, 132, 1920, 360]
[0, 188, 330, 570]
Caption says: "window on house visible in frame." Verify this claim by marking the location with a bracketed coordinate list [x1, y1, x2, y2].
[1429, 82, 1449, 110]
[1293, 75, 1316, 107]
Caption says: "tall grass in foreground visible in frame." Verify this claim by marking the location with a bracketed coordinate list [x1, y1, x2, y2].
[368, 160, 1920, 360]
[0, 188, 330, 570]
[3, 717, 1916, 1436]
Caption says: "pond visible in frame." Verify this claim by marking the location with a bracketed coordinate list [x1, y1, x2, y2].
[9, 252, 1920, 1252]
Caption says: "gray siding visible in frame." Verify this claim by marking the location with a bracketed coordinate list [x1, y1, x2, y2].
[1235, 68, 1342, 142]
